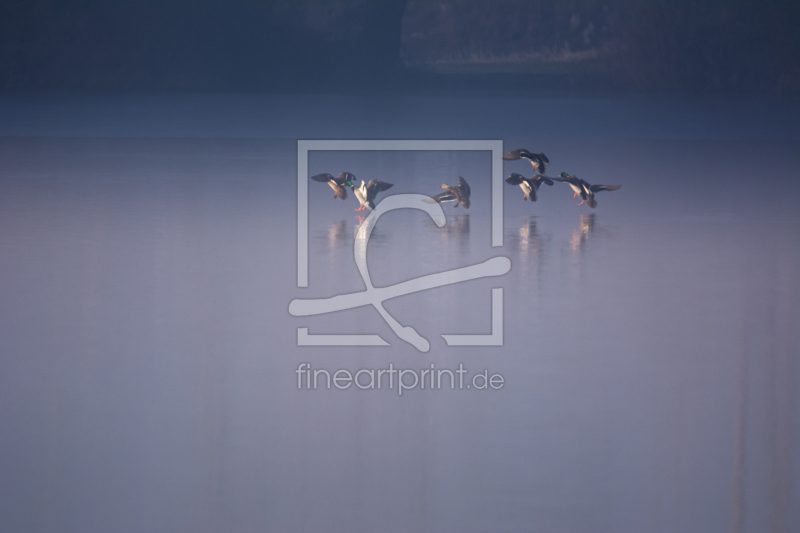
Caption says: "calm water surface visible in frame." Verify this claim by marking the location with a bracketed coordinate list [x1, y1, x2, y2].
[0, 96, 798, 532]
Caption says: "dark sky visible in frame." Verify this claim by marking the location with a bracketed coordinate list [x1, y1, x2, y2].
[1, 0, 798, 97]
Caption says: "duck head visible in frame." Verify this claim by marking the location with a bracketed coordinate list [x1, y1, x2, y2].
[338, 172, 355, 188]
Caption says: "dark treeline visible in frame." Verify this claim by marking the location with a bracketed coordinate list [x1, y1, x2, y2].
[608, 0, 799, 96]
[0, 0, 408, 91]
[1, 0, 797, 96]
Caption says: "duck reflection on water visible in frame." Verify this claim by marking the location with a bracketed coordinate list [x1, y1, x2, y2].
[439, 214, 470, 237]
[516, 218, 543, 279]
[570, 213, 595, 251]
[353, 214, 388, 244]
[416, 212, 470, 238]
[518, 218, 539, 250]
[327, 220, 347, 245]
[433, 214, 470, 262]
[505, 217, 540, 256]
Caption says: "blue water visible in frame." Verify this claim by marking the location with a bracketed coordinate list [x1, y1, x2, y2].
[0, 95, 798, 532]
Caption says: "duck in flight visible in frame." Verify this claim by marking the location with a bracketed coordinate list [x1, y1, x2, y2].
[553, 172, 621, 208]
[581, 183, 622, 208]
[351, 179, 394, 211]
[505, 172, 554, 202]
[503, 149, 550, 174]
[553, 172, 586, 200]
[429, 176, 471, 208]
[311, 172, 355, 200]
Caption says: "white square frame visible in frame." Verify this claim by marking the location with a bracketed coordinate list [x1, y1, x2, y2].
[295, 139, 505, 348]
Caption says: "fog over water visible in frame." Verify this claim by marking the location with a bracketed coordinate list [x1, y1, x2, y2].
[0, 95, 798, 532]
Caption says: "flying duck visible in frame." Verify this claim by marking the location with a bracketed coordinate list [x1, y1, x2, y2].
[351, 179, 394, 211]
[552, 172, 588, 200]
[582, 183, 622, 208]
[553, 173, 621, 208]
[503, 149, 550, 174]
[311, 172, 355, 200]
[430, 176, 471, 208]
[505, 172, 554, 202]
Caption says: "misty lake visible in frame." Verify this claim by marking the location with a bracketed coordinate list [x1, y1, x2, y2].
[0, 94, 798, 532]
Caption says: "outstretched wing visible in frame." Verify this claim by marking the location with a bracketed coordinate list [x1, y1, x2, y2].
[365, 180, 393, 203]
[536, 175, 554, 186]
[505, 174, 525, 185]
[457, 176, 471, 197]
[430, 190, 456, 203]
[537, 152, 550, 165]
[366, 180, 393, 193]
[502, 149, 531, 161]
[590, 184, 622, 193]
[311, 173, 334, 182]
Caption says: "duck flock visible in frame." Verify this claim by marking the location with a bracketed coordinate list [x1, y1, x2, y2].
[311, 148, 621, 212]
